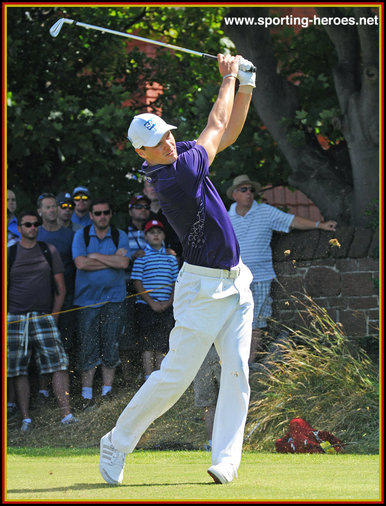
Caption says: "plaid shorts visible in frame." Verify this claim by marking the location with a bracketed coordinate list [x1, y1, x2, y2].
[250, 280, 273, 329]
[7, 313, 69, 377]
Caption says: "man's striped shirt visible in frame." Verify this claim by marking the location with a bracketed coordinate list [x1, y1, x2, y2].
[228, 201, 294, 281]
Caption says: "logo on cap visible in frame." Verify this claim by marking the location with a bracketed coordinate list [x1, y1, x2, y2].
[145, 219, 164, 232]
[144, 119, 156, 131]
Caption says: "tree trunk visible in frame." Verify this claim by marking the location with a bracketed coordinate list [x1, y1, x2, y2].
[224, 6, 379, 225]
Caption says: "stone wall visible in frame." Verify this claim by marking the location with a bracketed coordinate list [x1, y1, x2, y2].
[270, 227, 379, 339]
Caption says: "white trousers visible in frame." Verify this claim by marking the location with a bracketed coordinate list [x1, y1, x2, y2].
[112, 261, 254, 470]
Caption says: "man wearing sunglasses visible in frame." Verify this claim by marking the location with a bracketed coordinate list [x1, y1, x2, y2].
[56, 192, 75, 230]
[72, 199, 131, 411]
[71, 186, 93, 231]
[227, 174, 337, 369]
[7, 210, 79, 433]
[37, 192, 77, 381]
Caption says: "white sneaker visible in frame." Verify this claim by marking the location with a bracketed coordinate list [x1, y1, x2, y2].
[207, 463, 237, 484]
[99, 431, 127, 485]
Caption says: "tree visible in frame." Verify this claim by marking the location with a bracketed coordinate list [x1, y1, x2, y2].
[6, 6, 225, 226]
[223, 6, 380, 225]
[7, 6, 380, 226]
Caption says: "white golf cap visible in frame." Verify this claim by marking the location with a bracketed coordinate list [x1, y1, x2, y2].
[127, 113, 177, 149]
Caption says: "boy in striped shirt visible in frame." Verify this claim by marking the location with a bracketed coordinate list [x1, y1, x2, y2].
[131, 220, 179, 380]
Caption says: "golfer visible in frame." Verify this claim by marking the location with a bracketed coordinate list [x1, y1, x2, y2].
[99, 53, 256, 485]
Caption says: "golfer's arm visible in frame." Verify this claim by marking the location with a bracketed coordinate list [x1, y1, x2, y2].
[196, 77, 236, 166]
[217, 88, 253, 153]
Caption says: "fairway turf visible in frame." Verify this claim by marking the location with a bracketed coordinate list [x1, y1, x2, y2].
[5, 448, 380, 502]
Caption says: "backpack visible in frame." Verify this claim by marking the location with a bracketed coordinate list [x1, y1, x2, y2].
[7, 241, 58, 296]
[83, 224, 120, 249]
[275, 418, 344, 454]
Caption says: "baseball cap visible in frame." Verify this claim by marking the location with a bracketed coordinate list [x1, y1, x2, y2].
[127, 113, 177, 149]
[56, 192, 73, 205]
[144, 219, 165, 233]
[72, 186, 91, 197]
[129, 194, 151, 208]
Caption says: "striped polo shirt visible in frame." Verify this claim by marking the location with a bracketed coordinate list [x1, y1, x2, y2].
[228, 201, 294, 282]
[131, 244, 179, 305]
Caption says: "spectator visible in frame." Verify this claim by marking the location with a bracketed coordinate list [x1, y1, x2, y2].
[72, 198, 130, 410]
[7, 210, 79, 433]
[37, 193, 77, 371]
[71, 186, 92, 231]
[193, 345, 221, 452]
[7, 189, 21, 247]
[227, 174, 337, 367]
[131, 220, 179, 381]
[6, 189, 20, 418]
[56, 192, 75, 230]
[143, 180, 183, 261]
[127, 194, 151, 259]
[119, 194, 152, 383]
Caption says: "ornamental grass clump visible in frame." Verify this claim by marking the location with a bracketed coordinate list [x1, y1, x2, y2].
[246, 296, 379, 454]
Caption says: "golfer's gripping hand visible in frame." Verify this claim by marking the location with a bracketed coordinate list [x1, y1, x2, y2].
[217, 54, 256, 88]
[217, 54, 240, 79]
[238, 57, 256, 88]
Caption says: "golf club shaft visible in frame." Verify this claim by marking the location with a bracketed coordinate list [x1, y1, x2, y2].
[49, 18, 256, 72]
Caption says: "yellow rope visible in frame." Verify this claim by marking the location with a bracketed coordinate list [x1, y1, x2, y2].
[7, 285, 173, 325]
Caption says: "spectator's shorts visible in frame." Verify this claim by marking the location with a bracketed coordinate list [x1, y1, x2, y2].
[250, 279, 273, 329]
[136, 303, 174, 353]
[193, 345, 221, 407]
[7, 312, 69, 377]
[77, 302, 125, 371]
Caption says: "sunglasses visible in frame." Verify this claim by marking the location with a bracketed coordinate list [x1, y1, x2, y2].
[93, 210, 111, 216]
[73, 194, 89, 201]
[60, 202, 74, 209]
[238, 186, 256, 193]
[132, 204, 150, 210]
[21, 221, 39, 228]
[37, 192, 56, 201]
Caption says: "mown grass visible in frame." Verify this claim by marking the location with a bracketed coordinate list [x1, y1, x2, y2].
[5, 448, 381, 502]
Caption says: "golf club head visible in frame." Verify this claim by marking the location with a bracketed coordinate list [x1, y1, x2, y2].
[49, 18, 74, 38]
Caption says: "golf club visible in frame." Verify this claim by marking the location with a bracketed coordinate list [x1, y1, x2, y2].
[49, 18, 256, 72]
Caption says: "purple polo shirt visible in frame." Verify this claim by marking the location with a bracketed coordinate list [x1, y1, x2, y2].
[142, 141, 240, 269]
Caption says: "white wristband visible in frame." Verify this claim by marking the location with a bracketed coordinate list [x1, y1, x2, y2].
[315, 221, 320, 229]
[223, 73, 237, 80]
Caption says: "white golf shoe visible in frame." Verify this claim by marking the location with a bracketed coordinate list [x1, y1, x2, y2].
[99, 431, 127, 485]
[207, 462, 238, 484]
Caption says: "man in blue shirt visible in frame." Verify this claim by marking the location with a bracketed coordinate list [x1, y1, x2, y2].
[73, 198, 130, 410]
[71, 186, 93, 231]
[99, 53, 256, 486]
[36, 192, 76, 399]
